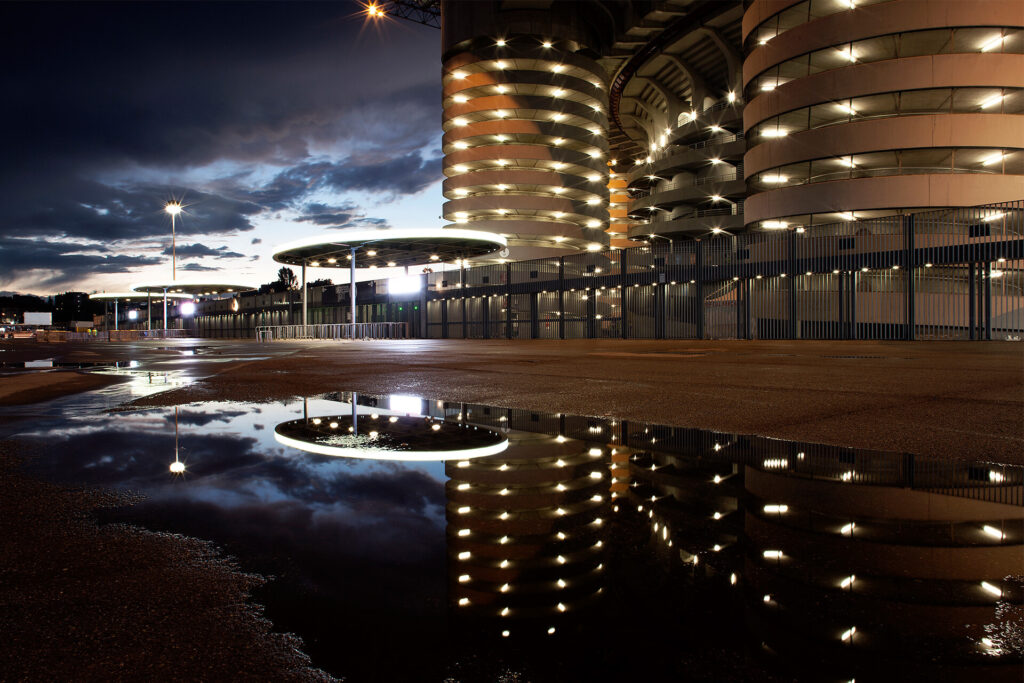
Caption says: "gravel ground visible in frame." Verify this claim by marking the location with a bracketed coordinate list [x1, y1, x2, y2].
[0, 370, 121, 405]
[0, 442, 336, 682]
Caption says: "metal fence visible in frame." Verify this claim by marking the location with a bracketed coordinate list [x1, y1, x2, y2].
[255, 322, 409, 342]
[425, 201, 1023, 341]
[33, 329, 191, 342]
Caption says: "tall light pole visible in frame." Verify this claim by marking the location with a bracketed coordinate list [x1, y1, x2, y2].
[164, 201, 182, 281]
[163, 201, 182, 332]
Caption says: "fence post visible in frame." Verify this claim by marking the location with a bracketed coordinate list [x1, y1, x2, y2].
[984, 261, 992, 340]
[461, 264, 468, 339]
[530, 292, 539, 339]
[656, 280, 666, 339]
[695, 240, 704, 339]
[968, 262, 976, 340]
[737, 278, 745, 339]
[586, 287, 596, 338]
[744, 279, 752, 339]
[788, 230, 797, 339]
[621, 249, 629, 339]
[419, 278, 427, 339]
[558, 257, 565, 340]
[483, 295, 490, 339]
[903, 215, 915, 340]
[506, 262, 513, 339]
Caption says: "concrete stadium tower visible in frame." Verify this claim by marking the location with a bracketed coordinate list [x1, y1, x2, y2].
[742, 0, 1024, 229]
[441, 1, 616, 260]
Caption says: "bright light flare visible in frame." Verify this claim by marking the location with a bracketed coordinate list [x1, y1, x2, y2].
[981, 581, 1002, 598]
[364, 2, 385, 19]
[164, 201, 182, 216]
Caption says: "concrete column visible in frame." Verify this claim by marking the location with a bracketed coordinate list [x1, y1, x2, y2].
[350, 246, 357, 336]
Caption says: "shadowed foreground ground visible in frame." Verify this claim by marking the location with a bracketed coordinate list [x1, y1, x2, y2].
[0, 445, 334, 682]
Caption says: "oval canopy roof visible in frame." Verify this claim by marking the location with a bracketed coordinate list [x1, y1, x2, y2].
[273, 414, 509, 462]
[89, 291, 192, 302]
[272, 227, 507, 269]
[130, 280, 258, 296]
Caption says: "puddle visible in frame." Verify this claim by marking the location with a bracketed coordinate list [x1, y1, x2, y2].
[0, 360, 135, 371]
[6, 391, 1022, 681]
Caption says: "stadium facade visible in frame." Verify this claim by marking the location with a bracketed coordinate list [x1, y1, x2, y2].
[185, 0, 1023, 340]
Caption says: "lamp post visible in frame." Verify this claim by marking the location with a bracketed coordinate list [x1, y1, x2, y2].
[164, 201, 182, 281]
[163, 201, 182, 332]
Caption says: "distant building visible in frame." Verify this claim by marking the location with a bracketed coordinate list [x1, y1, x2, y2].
[52, 291, 92, 325]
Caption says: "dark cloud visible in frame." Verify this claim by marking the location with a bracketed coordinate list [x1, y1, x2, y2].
[238, 150, 442, 215]
[251, 238, 262, 245]
[0, 4, 439, 173]
[321, 151, 444, 196]
[293, 201, 390, 229]
[0, 2, 440, 290]
[0, 237, 162, 289]
[1, 178, 262, 243]
[180, 262, 221, 272]
[162, 243, 246, 260]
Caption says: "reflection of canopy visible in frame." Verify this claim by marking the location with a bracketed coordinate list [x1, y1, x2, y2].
[273, 415, 509, 461]
[90, 291, 191, 302]
[272, 227, 507, 268]
[131, 280, 257, 296]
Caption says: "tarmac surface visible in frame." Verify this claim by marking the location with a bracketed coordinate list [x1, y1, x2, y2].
[4, 337, 1022, 462]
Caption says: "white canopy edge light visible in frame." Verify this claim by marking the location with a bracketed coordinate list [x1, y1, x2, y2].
[273, 430, 510, 462]
[273, 227, 508, 257]
[89, 291, 193, 301]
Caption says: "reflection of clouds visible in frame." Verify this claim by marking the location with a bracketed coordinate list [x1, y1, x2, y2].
[25, 400, 448, 521]
[171, 409, 250, 427]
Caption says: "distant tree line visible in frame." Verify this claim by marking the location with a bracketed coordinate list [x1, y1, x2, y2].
[256, 267, 332, 295]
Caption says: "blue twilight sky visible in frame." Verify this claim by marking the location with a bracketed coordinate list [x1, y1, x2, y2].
[0, 1, 443, 295]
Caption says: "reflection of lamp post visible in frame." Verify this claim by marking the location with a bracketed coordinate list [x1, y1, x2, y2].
[170, 406, 185, 474]
[164, 201, 182, 281]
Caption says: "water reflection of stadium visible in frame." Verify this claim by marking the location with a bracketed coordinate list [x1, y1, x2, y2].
[275, 393, 1022, 680]
[433, 400, 1021, 680]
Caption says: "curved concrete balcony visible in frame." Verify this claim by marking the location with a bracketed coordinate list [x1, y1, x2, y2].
[744, 173, 1024, 226]
[442, 168, 608, 200]
[630, 178, 747, 212]
[743, 0, 1023, 87]
[745, 113, 1024, 176]
[627, 138, 746, 186]
[628, 212, 746, 240]
[744, 53, 1024, 132]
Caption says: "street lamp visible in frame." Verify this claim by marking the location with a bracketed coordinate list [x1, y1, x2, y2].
[164, 201, 182, 281]
[163, 200, 183, 332]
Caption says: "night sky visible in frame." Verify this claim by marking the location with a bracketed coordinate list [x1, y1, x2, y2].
[0, 1, 441, 294]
